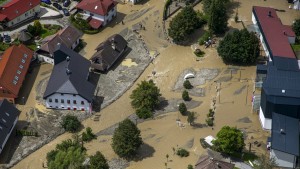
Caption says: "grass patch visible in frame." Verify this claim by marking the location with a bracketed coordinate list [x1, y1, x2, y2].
[40, 28, 57, 39]
[0, 42, 10, 51]
[292, 44, 300, 51]
[0, 0, 7, 5]
[26, 43, 37, 51]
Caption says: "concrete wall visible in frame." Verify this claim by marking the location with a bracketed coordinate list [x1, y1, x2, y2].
[6, 5, 40, 27]
[0, 117, 18, 154]
[271, 149, 296, 168]
[45, 93, 91, 112]
[259, 106, 272, 130]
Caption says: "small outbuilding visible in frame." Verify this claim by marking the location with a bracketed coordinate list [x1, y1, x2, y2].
[195, 155, 235, 169]
[18, 30, 32, 44]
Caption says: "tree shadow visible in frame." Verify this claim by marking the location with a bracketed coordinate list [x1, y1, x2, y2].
[0, 120, 28, 165]
[133, 143, 155, 161]
[107, 12, 127, 28]
[192, 123, 207, 129]
[92, 96, 104, 112]
[226, 1, 241, 16]
[15, 61, 41, 105]
[156, 97, 169, 111]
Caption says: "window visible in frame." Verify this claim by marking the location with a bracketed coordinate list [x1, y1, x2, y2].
[61, 99, 64, 103]
[14, 76, 19, 80]
[49, 98, 52, 102]
[67, 100, 70, 104]
[55, 99, 58, 103]
[73, 94, 76, 97]
[12, 80, 17, 85]
[22, 59, 25, 63]
[81, 101, 84, 105]
[24, 54, 28, 58]
[25, 13, 28, 17]
[73, 100, 77, 104]
[19, 65, 23, 69]
[5, 112, 9, 116]
[61, 93, 64, 96]
[17, 70, 21, 74]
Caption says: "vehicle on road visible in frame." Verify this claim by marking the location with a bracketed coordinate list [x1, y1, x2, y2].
[41, 0, 51, 4]
[53, 2, 62, 10]
[62, 8, 70, 16]
[63, 0, 70, 7]
[3, 33, 11, 43]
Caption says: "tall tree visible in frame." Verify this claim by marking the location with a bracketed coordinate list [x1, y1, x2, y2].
[61, 115, 81, 133]
[212, 126, 245, 155]
[130, 80, 161, 111]
[111, 119, 143, 159]
[254, 154, 277, 169]
[168, 6, 203, 42]
[33, 20, 42, 36]
[208, 0, 228, 34]
[293, 19, 300, 42]
[217, 29, 260, 64]
[89, 151, 109, 169]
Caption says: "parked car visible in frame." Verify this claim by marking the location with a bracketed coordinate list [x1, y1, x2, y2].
[3, 33, 11, 43]
[41, 0, 51, 5]
[53, 2, 62, 10]
[63, 0, 70, 7]
[62, 8, 70, 16]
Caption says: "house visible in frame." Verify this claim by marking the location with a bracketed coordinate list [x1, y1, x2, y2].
[90, 34, 127, 71]
[43, 44, 96, 112]
[0, 45, 34, 103]
[36, 26, 83, 65]
[0, 99, 20, 154]
[76, 0, 117, 29]
[0, 0, 40, 28]
[195, 155, 235, 169]
[253, 6, 300, 168]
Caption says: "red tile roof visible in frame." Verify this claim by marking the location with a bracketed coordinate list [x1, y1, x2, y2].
[0, 0, 40, 21]
[253, 6, 296, 59]
[89, 18, 102, 29]
[76, 0, 116, 16]
[282, 25, 296, 37]
[0, 45, 33, 98]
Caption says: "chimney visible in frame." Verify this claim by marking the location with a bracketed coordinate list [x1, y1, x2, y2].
[268, 11, 271, 17]
[66, 68, 72, 75]
[66, 56, 70, 62]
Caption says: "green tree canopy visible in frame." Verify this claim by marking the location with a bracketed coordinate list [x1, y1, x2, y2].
[168, 6, 203, 42]
[61, 115, 81, 133]
[293, 19, 300, 42]
[130, 80, 161, 111]
[212, 126, 245, 155]
[111, 119, 143, 159]
[89, 151, 109, 169]
[217, 29, 260, 64]
[208, 0, 228, 34]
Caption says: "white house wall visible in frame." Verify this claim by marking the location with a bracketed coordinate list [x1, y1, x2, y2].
[270, 149, 296, 168]
[82, 6, 117, 26]
[0, 117, 18, 154]
[45, 93, 91, 112]
[6, 5, 40, 27]
[259, 106, 272, 130]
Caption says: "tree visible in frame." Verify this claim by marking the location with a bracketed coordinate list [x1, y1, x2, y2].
[33, 20, 42, 36]
[27, 24, 36, 36]
[293, 19, 300, 42]
[82, 127, 96, 142]
[217, 29, 260, 64]
[168, 6, 203, 42]
[179, 103, 187, 115]
[61, 115, 81, 133]
[89, 151, 109, 169]
[187, 111, 196, 125]
[208, 0, 228, 34]
[182, 90, 190, 101]
[187, 164, 194, 169]
[111, 119, 143, 159]
[183, 80, 193, 89]
[254, 154, 277, 169]
[212, 126, 245, 155]
[130, 80, 161, 111]
[136, 107, 153, 119]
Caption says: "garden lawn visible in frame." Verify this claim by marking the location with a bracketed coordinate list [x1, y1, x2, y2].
[40, 28, 59, 39]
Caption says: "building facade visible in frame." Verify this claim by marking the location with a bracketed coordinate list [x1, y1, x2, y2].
[45, 93, 91, 111]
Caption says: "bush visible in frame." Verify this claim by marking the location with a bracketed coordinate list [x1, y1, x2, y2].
[61, 115, 81, 133]
[188, 164, 194, 169]
[206, 118, 213, 126]
[136, 107, 153, 119]
[176, 148, 189, 157]
[179, 103, 187, 116]
[194, 49, 205, 57]
[0, 42, 10, 51]
[208, 109, 214, 117]
[183, 80, 193, 89]
[89, 151, 109, 169]
[82, 127, 96, 142]
[182, 90, 190, 101]
[198, 31, 212, 45]
[27, 24, 36, 36]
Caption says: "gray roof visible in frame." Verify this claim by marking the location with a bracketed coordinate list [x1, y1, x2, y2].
[272, 57, 299, 71]
[263, 64, 300, 98]
[18, 30, 31, 42]
[90, 34, 127, 71]
[43, 44, 96, 102]
[271, 112, 299, 155]
[0, 99, 20, 152]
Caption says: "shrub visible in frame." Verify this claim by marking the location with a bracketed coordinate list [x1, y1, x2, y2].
[198, 31, 212, 45]
[176, 148, 189, 157]
[0, 42, 10, 51]
[206, 118, 214, 126]
[179, 103, 187, 116]
[82, 127, 96, 142]
[188, 164, 194, 169]
[183, 80, 193, 89]
[61, 115, 81, 132]
[182, 90, 190, 101]
[34, 20, 42, 35]
[136, 107, 153, 119]
[194, 49, 205, 57]
[208, 109, 214, 117]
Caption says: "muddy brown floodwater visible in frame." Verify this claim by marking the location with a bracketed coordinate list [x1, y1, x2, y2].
[9, 0, 300, 169]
